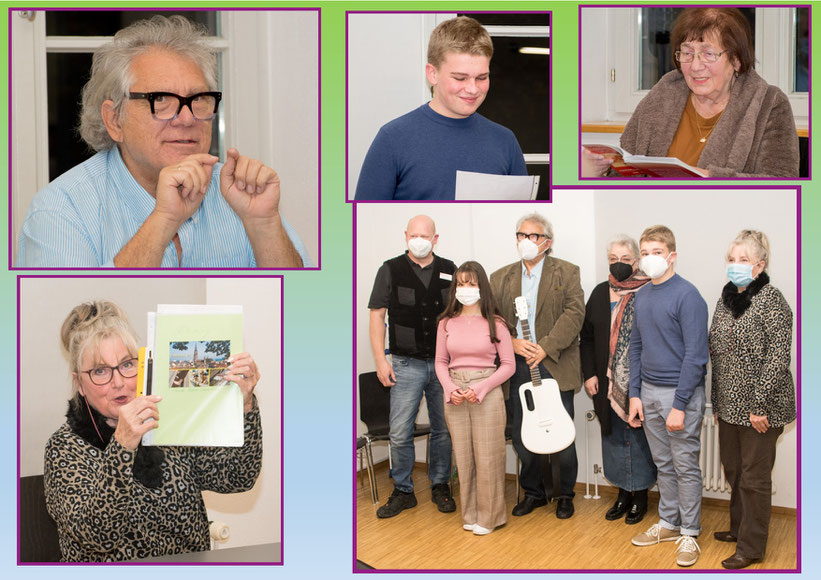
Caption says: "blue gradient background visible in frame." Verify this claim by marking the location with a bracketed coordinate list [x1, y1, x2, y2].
[6, 1, 816, 578]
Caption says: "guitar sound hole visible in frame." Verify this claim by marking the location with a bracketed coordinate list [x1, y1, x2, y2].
[524, 390, 535, 412]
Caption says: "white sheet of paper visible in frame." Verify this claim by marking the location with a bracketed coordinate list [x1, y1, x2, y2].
[455, 171, 538, 200]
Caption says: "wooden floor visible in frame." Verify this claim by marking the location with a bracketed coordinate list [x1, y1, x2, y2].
[355, 463, 797, 571]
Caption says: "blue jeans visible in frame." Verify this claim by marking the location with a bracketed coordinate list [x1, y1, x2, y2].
[641, 381, 705, 536]
[389, 355, 452, 493]
[509, 355, 578, 499]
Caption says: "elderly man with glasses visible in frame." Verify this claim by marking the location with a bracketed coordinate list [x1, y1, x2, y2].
[18, 15, 310, 268]
[490, 213, 585, 520]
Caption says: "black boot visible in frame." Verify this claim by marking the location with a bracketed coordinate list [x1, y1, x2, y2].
[605, 488, 631, 520]
[625, 489, 648, 525]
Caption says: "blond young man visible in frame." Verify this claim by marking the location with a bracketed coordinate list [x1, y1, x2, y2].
[627, 225, 709, 567]
[355, 16, 526, 200]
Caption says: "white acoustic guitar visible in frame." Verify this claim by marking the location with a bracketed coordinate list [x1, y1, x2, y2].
[515, 296, 576, 454]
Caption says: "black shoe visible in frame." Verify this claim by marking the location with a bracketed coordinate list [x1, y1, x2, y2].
[376, 488, 417, 518]
[605, 491, 630, 521]
[714, 531, 738, 542]
[512, 496, 548, 516]
[625, 501, 647, 525]
[431, 483, 456, 513]
[721, 553, 759, 569]
[556, 497, 574, 519]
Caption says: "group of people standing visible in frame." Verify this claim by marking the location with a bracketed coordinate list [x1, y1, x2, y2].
[367, 213, 794, 570]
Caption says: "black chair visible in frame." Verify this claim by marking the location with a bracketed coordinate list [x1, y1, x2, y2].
[20, 475, 61, 562]
[356, 436, 377, 504]
[358, 371, 430, 504]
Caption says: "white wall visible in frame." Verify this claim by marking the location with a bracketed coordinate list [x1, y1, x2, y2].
[355, 188, 798, 508]
[347, 12, 444, 199]
[19, 276, 282, 547]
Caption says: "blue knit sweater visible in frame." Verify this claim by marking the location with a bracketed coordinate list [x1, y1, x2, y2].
[354, 103, 527, 200]
[628, 274, 709, 410]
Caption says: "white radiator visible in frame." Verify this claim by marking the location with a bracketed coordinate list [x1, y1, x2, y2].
[700, 411, 731, 493]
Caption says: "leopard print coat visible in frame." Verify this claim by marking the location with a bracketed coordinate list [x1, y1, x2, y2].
[44, 397, 262, 562]
[709, 276, 796, 427]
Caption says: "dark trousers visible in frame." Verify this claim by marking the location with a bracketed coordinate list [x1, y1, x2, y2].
[718, 418, 784, 559]
[508, 355, 578, 500]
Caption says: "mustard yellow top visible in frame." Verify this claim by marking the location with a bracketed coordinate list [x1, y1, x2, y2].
[667, 97, 723, 167]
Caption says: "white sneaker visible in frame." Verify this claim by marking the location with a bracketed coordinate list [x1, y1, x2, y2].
[463, 523, 475, 531]
[473, 525, 493, 536]
[632, 523, 681, 546]
[675, 535, 700, 567]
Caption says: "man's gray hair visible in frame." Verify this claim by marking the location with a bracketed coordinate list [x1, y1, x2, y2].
[516, 213, 553, 254]
[606, 234, 640, 261]
[79, 15, 218, 152]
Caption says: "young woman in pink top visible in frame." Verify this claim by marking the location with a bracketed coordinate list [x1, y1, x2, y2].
[435, 261, 515, 535]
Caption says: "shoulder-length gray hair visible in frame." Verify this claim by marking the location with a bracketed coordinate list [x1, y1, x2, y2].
[79, 15, 218, 152]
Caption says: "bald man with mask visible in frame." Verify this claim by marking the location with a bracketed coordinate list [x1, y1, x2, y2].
[367, 215, 456, 518]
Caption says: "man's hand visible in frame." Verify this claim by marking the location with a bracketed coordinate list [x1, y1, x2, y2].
[628, 397, 644, 428]
[154, 154, 219, 232]
[584, 376, 599, 397]
[513, 338, 547, 369]
[220, 148, 281, 222]
[666, 408, 685, 432]
[375, 358, 396, 387]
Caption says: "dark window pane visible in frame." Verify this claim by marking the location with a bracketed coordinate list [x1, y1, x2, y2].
[639, 7, 754, 90]
[526, 163, 550, 200]
[459, 13, 549, 27]
[46, 11, 218, 36]
[795, 7, 809, 92]
[480, 36, 549, 153]
[47, 52, 222, 181]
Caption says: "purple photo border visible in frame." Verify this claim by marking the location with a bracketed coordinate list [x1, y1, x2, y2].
[576, 4, 812, 182]
[7, 6, 322, 272]
[16, 273, 286, 566]
[351, 184, 801, 573]
[344, 10, 553, 204]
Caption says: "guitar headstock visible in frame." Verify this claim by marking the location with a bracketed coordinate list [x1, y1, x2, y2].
[514, 296, 529, 321]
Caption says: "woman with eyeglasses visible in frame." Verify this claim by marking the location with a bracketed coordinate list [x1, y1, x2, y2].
[434, 261, 515, 536]
[44, 300, 262, 561]
[580, 235, 656, 525]
[582, 7, 799, 178]
[709, 231, 795, 569]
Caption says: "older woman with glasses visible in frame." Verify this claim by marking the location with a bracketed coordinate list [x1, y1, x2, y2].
[44, 300, 263, 562]
[583, 7, 799, 178]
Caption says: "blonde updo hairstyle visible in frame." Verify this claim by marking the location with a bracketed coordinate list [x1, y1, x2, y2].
[60, 301, 140, 390]
[726, 229, 770, 272]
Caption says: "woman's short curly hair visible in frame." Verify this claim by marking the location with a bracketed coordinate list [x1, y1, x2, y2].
[671, 7, 754, 75]
[79, 15, 218, 152]
[60, 300, 140, 386]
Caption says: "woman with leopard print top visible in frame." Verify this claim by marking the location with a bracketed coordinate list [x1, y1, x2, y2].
[44, 301, 263, 562]
[708, 230, 795, 570]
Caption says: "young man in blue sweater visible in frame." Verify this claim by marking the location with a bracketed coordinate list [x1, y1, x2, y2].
[354, 16, 527, 200]
[627, 225, 709, 567]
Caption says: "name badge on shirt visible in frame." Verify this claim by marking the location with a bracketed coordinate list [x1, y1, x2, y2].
[440, 272, 452, 281]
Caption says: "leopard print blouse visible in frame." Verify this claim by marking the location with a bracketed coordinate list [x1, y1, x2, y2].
[44, 403, 262, 562]
[709, 282, 796, 427]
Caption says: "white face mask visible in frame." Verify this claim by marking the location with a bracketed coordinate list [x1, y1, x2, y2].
[455, 287, 481, 306]
[639, 253, 673, 279]
[407, 237, 432, 259]
[518, 238, 546, 261]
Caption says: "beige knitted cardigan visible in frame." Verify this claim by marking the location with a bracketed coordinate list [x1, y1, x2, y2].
[620, 69, 799, 177]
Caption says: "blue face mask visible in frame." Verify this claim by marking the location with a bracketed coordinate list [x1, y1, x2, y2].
[726, 263, 755, 287]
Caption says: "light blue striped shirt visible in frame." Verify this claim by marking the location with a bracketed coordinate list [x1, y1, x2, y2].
[516, 257, 545, 341]
[18, 147, 312, 268]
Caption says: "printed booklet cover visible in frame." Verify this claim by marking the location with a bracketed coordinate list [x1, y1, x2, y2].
[142, 304, 245, 447]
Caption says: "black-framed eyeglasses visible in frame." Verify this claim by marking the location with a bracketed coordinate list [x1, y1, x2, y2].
[81, 358, 139, 385]
[516, 232, 548, 243]
[128, 91, 222, 121]
[675, 50, 727, 64]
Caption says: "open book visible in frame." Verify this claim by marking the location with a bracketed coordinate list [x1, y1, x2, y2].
[584, 144, 707, 178]
[141, 304, 245, 447]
